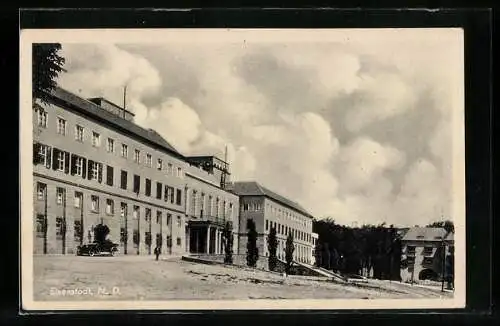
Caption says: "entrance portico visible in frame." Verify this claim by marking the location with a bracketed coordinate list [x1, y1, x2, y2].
[188, 218, 229, 254]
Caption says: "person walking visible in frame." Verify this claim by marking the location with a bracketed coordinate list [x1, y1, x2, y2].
[154, 246, 161, 261]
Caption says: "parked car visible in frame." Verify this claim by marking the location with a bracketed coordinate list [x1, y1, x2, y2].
[76, 240, 119, 257]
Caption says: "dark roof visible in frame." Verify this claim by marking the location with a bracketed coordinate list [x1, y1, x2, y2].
[48, 87, 183, 159]
[402, 227, 448, 242]
[227, 181, 314, 219]
[88, 97, 136, 116]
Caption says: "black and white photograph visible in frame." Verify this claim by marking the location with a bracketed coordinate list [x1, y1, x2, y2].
[20, 28, 465, 310]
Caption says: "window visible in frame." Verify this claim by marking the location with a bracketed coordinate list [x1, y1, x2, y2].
[106, 165, 114, 186]
[176, 189, 182, 206]
[145, 208, 151, 222]
[36, 182, 46, 200]
[74, 192, 83, 208]
[157, 159, 162, 170]
[36, 107, 47, 128]
[156, 182, 163, 199]
[229, 203, 234, 219]
[167, 163, 173, 175]
[120, 170, 128, 190]
[107, 138, 115, 153]
[75, 125, 84, 141]
[106, 199, 114, 215]
[133, 206, 140, 220]
[92, 131, 100, 147]
[120, 202, 127, 217]
[56, 187, 65, 205]
[423, 247, 434, 256]
[243, 203, 249, 211]
[56, 217, 65, 239]
[146, 153, 152, 167]
[133, 175, 140, 194]
[208, 196, 213, 215]
[265, 220, 269, 231]
[177, 167, 182, 178]
[89, 161, 101, 181]
[190, 190, 197, 215]
[145, 178, 151, 197]
[164, 185, 169, 202]
[57, 151, 65, 171]
[168, 186, 175, 204]
[134, 149, 140, 163]
[74, 220, 82, 242]
[177, 216, 181, 228]
[167, 214, 172, 226]
[277, 223, 281, 234]
[177, 237, 181, 246]
[57, 117, 66, 135]
[406, 246, 416, 255]
[121, 144, 128, 158]
[133, 230, 140, 246]
[35, 143, 50, 167]
[91, 195, 99, 212]
[200, 193, 206, 215]
[75, 156, 84, 176]
[156, 211, 162, 224]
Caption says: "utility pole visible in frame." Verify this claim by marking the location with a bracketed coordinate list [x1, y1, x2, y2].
[441, 239, 446, 292]
[123, 85, 127, 118]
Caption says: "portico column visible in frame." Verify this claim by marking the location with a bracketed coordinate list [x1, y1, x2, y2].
[217, 230, 221, 254]
[219, 230, 224, 254]
[206, 226, 211, 254]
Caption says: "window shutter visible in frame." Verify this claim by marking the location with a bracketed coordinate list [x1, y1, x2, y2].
[88, 160, 94, 180]
[52, 148, 58, 170]
[33, 143, 41, 165]
[45, 146, 52, 169]
[82, 158, 87, 179]
[64, 152, 70, 174]
[98, 163, 103, 183]
[70, 154, 77, 175]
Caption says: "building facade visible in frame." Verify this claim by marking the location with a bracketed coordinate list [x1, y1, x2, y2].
[227, 182, 315, 265]
[32, 87, 238, 256]
[400, 227, 454, 282]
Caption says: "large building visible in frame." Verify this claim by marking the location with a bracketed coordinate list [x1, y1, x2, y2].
[400, 227, 454, 282]
[32, 87, 239, 256]
[226, 181, 315, 265]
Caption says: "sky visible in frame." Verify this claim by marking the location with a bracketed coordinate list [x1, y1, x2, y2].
[56, 29, 464, 227]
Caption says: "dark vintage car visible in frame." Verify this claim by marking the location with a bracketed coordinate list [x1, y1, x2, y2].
[76, 241, 119, 256]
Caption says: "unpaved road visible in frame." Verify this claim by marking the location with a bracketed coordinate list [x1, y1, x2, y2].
[33, 255, 453, 301]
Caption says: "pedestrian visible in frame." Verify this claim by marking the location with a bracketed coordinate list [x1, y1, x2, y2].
[154, 246, 161, 261]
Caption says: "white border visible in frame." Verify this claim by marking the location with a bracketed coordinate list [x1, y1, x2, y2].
[20, 28, 466, 311]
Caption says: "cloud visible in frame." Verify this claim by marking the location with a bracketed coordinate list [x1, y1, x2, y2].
[57, 44, 161, 127]
[57, 30, 462, 227]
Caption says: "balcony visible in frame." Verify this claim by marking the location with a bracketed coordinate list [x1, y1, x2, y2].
[188, 214, 232, 228]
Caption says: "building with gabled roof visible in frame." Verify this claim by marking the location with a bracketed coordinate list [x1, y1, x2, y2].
[400, 226, 454, 283]
[32, 86, 238, 257]
[227, 181, 315, 264]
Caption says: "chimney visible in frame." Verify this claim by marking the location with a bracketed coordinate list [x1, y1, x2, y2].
[88, 97, 135, 122]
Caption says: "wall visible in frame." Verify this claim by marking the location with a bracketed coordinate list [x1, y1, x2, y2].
[33, 100, 189, 255]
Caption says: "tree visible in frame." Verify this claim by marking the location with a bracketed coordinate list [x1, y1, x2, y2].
[32, 43, 65, 104]
[93, 223, 110, 244]
[427, 220, 454, 234]
[246, 219, 259, 267]
[314, 241, 322, 267]
[267, 225, 278, 271]
[222, 221, 234, 264]
[285, 232, 295, 275]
